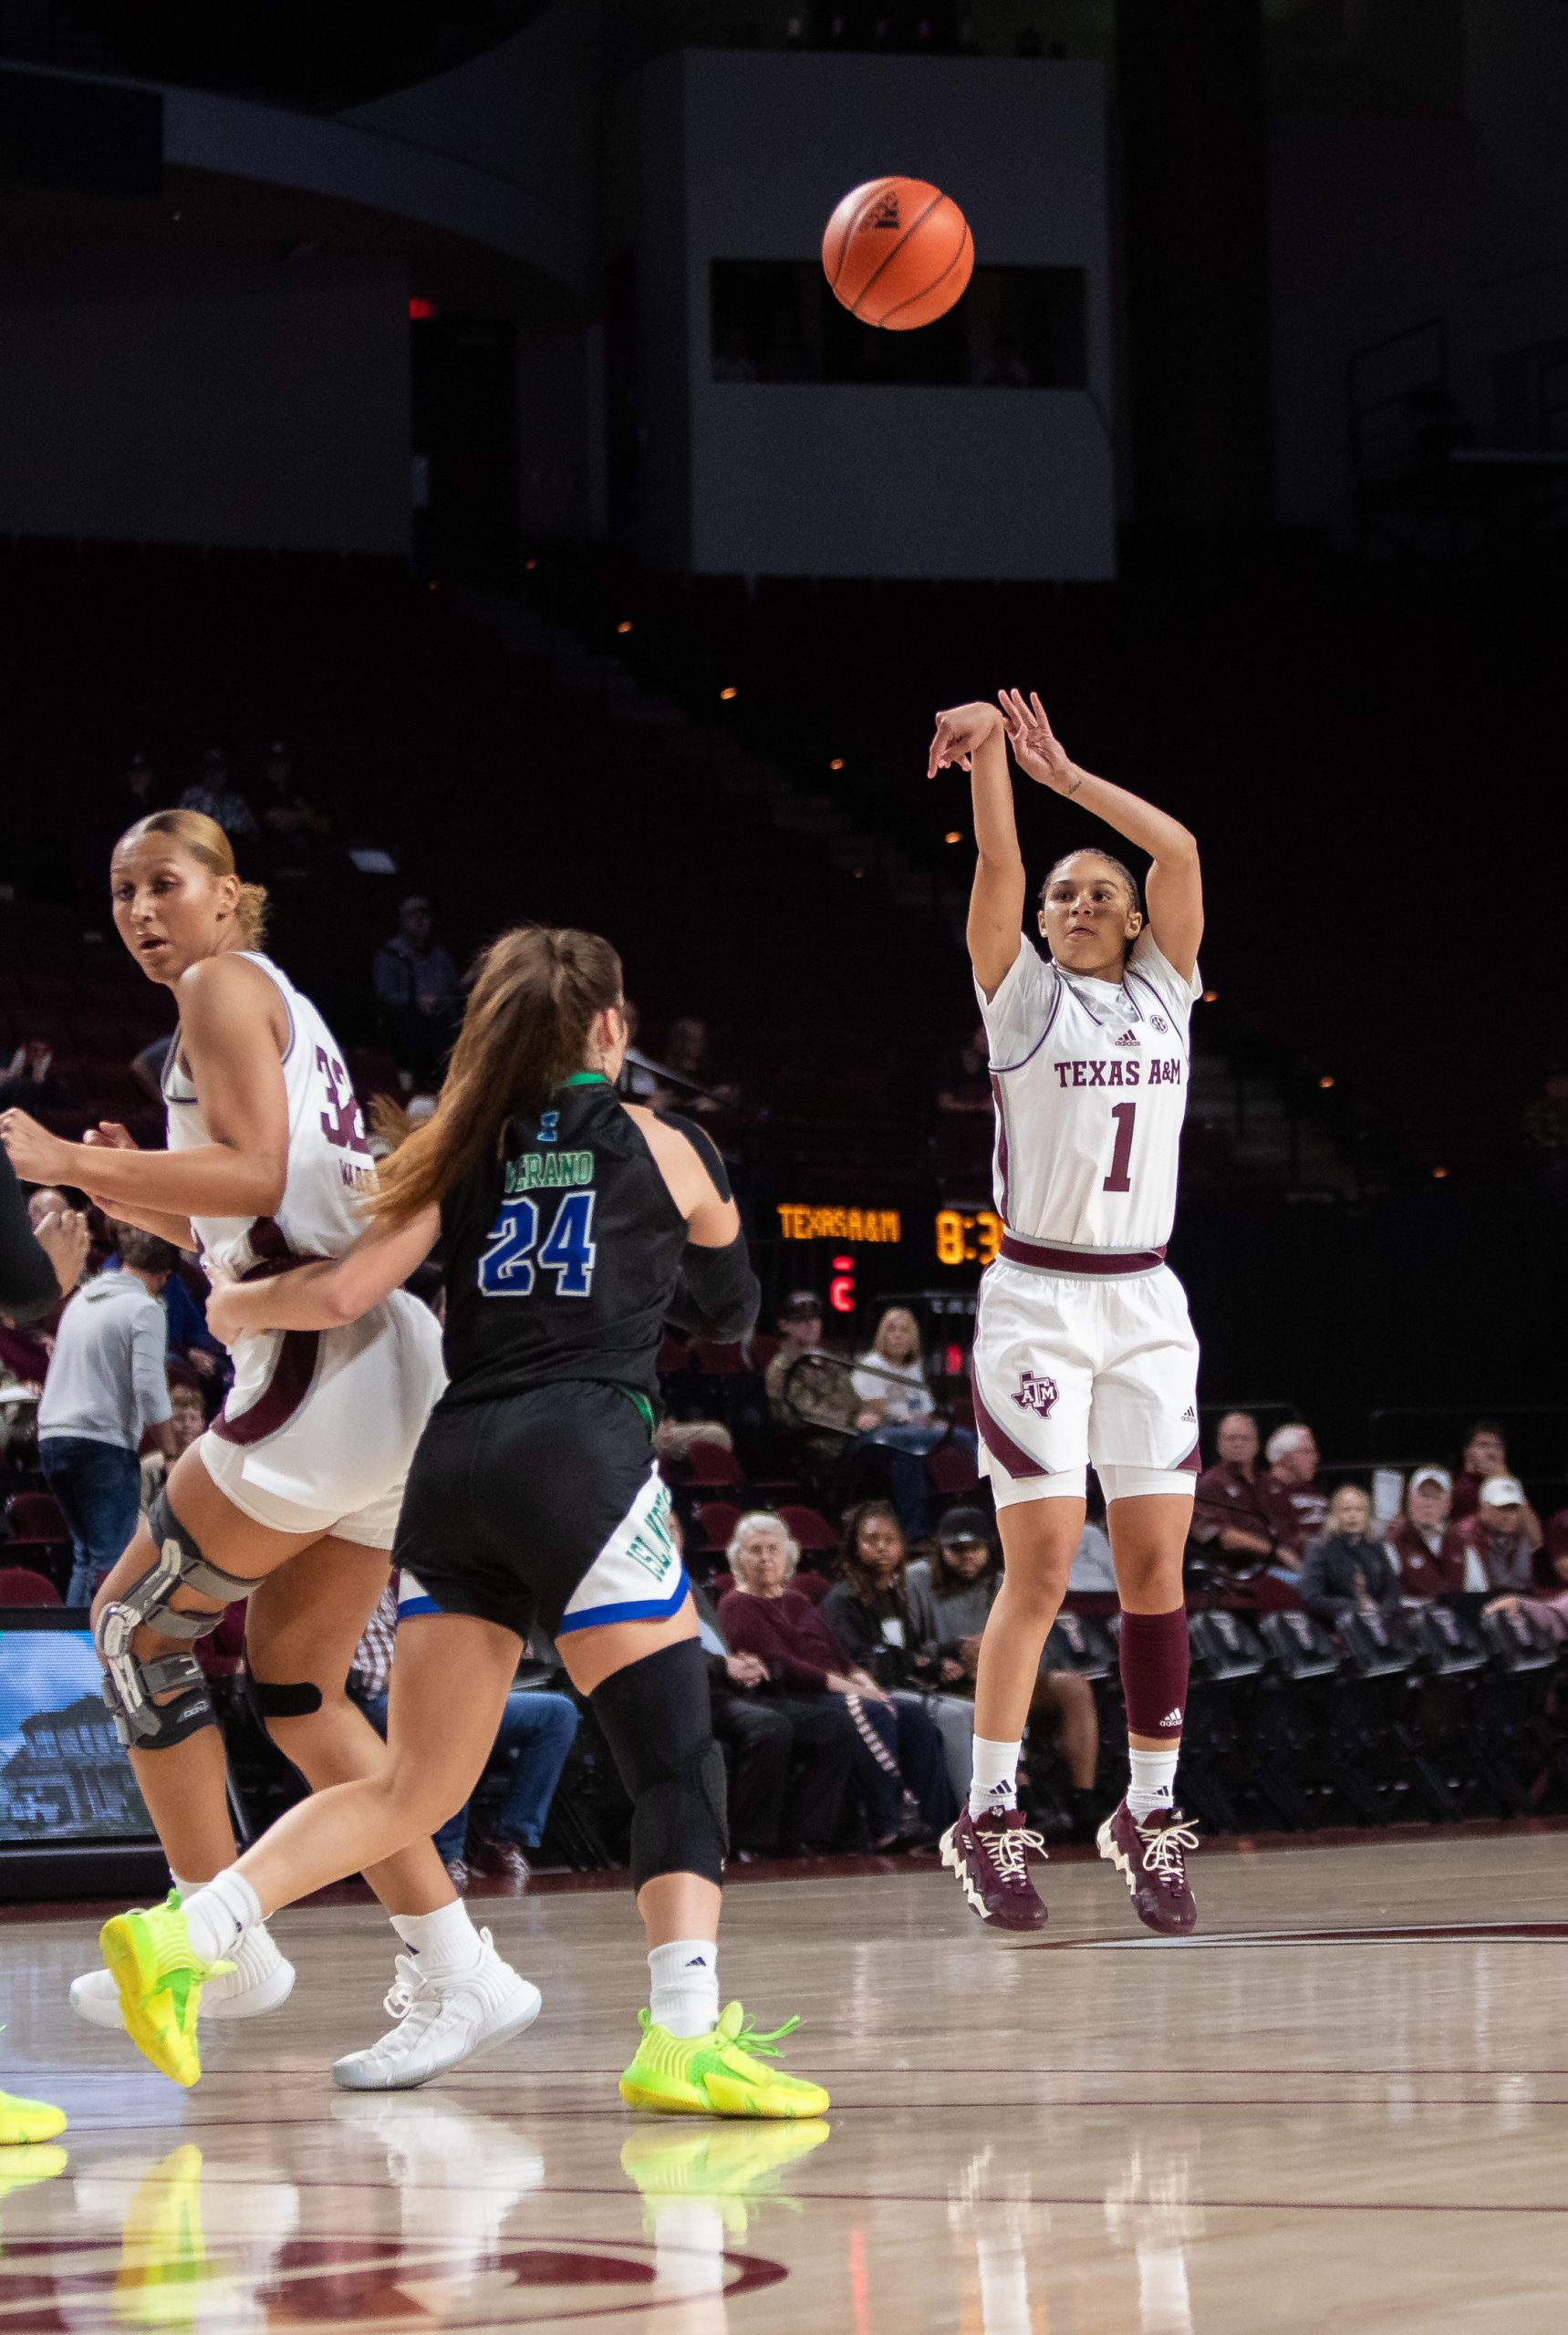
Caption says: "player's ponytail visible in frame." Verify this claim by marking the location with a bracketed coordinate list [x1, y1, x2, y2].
[118, 809, 270, 948]
[369, 925, 624, 1229]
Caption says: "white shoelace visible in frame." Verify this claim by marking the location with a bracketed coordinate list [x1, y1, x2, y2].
[985, 1824, 1046, 1883]
[1137, 1819, 1199, 1878]
[376, 1933, 494, 2060]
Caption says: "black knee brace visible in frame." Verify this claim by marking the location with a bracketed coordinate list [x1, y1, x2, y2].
[95, 1487, 259, 1750]
[590, 1637, 729, 1890]
[246, 1676, 325, 1725]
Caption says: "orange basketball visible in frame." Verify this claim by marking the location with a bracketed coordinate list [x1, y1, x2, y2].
[821, 177, 973, 330]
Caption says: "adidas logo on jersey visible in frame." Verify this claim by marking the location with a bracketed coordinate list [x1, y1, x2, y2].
[867, 192, 901, 229]
[1182, 1406, 1197, 1421]
[1114, 1029, 1139, 1047]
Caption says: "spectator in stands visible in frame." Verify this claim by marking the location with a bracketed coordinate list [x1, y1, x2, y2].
[0, 1042, 65, 1114]
[1387, 1466, 1474, 1601]
[850, 1306, 961, 1542]
[661, 1017, 738, 1110]
[717, 1511, 955, 1848]
[1300, 1485, 1400, 1631]
[0, 1155, 87, 1325]
[373, 894, 463, 1090]
[349, 1582, 579, 1891]
[1262, 1422, 1327, 1557]
[36, 1225, 178, 1604]
[1190, 1411, 1309, 1593]
[765, 1291, 872, 1471]
[691, 1569, 853, 1857]
[105, 1240, 223, 1381]
[179, 745, 257, 841]
[1451, 1422, 1543, 1541]
[822, 1500, 976, 1800]
[139, 1376, 206, 1515]
[1456, 1476, 1537, 1593]
[616, 1000, 662, 1103]
[1547, 1488, 1568, 1571]
[1485, 1540, 1568, 1643]
[905, 1504, 1101, 1830]
[936, 1028, 992, 1115]
[258, 740, 331, 853]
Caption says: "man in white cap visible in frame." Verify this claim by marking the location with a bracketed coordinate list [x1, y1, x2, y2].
[1456, 1475, 1538, 1593]
[1387, 1466, 1475, 1601]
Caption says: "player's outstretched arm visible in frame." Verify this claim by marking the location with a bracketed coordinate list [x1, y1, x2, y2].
[203, 1206, 441, 1344]
[929, 700, 1024, 998]
[999, 689, 1203, 981]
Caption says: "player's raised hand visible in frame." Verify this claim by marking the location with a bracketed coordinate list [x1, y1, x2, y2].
[999, 689, 1075, 793]
[928, 701, 1003, 779]
[33, 1207, 90, 1294]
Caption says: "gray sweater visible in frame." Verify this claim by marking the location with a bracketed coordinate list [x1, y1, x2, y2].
[38, 1272, 171, 1451]
[905, 1558, 999, 1661]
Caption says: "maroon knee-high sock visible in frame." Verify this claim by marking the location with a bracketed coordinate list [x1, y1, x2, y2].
[1118, 1606, 1189, 1741]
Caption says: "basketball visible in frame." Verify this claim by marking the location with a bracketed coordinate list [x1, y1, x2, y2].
[821, 176, 974, 330]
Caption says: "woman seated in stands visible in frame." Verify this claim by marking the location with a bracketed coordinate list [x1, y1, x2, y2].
[848, 1306, 977, 1543]
[1300, 1484, 1401, 1632]
[716, 1510, 955, 1850]
[1485, 1538, 1568, 1642]
[821, 1500, 977, 1805]
[906, 1505, 1101, 1832]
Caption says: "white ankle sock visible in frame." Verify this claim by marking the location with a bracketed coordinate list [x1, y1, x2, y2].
[391, 1898, 482, 1974]
[1127, 1747, 1179, 1823]
[969, 1737, 1022, 1821]
[170, 1873, 200, 1903]
[649, 1939, 720, 2039]
[182, 1869, 263, 1963]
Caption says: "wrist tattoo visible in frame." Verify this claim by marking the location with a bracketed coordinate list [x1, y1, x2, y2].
[1064, 769, 1084, 799]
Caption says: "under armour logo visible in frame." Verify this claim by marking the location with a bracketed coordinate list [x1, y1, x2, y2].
[1114, 1029, 1139, 1047]
[1014, 1368, 1058, 1417]
[868, 192, 901, 229]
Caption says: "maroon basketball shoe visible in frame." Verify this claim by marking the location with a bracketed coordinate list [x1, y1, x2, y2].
[940, 1808, 1049, 1931]
[1096, 1801, 1199, 1935]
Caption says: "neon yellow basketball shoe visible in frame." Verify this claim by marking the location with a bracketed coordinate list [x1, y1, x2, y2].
[112, 2144, 210, 2330]
[0, 2089, 66, 2147]
[99, 1895, 233, 2089]
[619, 2003, 830, 2120]
[620, 2119, 830, 2236]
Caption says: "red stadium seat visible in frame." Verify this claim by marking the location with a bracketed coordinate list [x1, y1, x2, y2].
[928, 1442, 980, 1496]
[779, 1504, 837, 1554]
[693, 1500, 742, 1555]
[685, 1440, 742, 1488]
[691, 1339, 744, 1375]
[5, 1490, 67, 1544]
[0, 1565, 63, 1607]
[656, 1335, 692, 1375]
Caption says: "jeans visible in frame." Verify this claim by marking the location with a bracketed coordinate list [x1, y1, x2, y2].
[846, 1687, 958, 1842]
[863, 1425, 980, 1543]
[358, 1685, 579, 1865]
[39, 1437, 140, 1607]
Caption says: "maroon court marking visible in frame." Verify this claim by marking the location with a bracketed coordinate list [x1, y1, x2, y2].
[1023, 1918, 1568, 1950]
[0, 2232, 789, 2327]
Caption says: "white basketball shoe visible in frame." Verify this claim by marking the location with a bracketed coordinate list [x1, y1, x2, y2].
[330, 1929, 542, 2092]
[69, 1920, 296, 2029]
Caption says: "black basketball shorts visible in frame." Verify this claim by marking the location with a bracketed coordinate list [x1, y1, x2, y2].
[391, 1380, 688, 1643]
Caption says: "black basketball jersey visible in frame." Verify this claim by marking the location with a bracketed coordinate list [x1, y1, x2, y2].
[437, 1074, 690, 1409]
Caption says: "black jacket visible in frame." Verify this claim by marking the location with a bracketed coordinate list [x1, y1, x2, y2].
[1300, 1532, 1400, 1627]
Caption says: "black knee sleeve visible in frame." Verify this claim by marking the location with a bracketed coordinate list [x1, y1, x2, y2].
[590, 1637, 729, 1890]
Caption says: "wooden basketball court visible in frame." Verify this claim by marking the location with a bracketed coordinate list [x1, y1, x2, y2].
[4, 1832, 1564, 2331]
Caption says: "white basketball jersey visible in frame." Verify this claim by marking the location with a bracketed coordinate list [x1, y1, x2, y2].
[163, 951, 375, 1273]
[976, 929, 1200, 1252]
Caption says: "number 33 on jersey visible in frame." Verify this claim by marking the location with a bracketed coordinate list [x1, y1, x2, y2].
[977, 927, 1201, 1254]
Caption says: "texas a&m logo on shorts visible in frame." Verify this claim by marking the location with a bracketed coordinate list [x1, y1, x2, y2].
[1014, 1369, 1059, 1417]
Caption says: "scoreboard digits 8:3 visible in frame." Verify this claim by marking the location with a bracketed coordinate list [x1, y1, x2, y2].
[934, 1209, 1003, 1268]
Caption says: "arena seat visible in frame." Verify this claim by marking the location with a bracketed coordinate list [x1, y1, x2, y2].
[693, 1500, 742, 1557]
[685, 1440, 742, 1489]
[927, 1441, 979, 1498]
[0, 1564, 63, 1606]
[779, 1504, 836, 1555]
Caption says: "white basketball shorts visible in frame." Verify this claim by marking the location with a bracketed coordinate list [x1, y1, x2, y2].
[196, 1288, 446, 1548]
[971, 1258, 1199, 1511]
